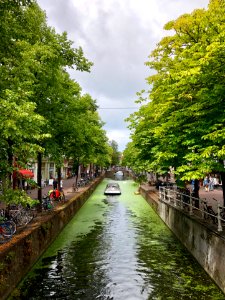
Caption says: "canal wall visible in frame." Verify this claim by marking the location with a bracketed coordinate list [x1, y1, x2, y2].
[140, 186, 225, 295]
[0, 176, 103, 300]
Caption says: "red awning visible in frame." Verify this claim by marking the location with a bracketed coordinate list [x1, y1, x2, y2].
[18, 169, 34, 178]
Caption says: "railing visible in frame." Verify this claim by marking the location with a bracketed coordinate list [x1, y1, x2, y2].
[159, 186, 225, 232]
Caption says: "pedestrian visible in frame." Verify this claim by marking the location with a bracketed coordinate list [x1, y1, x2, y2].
[203, 176, 209, 192]
[53, 178, 58, 190]
[209, 176, 214, 191]
[191, 179, 195, 191]
[24, 180, 28, 191]
[60, 179, 63, 191]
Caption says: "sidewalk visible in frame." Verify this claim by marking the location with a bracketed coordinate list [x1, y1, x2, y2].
[142, 183, 224, 212]
[27, 177, 79, 201]
[199, 186, 224, 211]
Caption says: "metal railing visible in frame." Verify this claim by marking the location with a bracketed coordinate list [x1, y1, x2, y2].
[159, 186, 225, 232]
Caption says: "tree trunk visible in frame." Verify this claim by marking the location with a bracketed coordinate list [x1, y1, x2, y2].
[37, 152, 42, 207]
[7, 139, 15, 188]
[57, 167, 61, 190]
[220, 171, 225, 207]
[73, 159, 79, 188]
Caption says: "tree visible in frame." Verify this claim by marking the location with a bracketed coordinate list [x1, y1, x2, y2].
[109, 140, 120, 166]
[0, 0, 112, 208]
[64, 92, 112, 178]
[18, 3, 93, 201]
[0, 1, 94, 205]
[126, 0, 225, 204]
[0, 0, 46, 192]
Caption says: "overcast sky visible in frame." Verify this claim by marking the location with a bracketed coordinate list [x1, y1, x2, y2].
[36, 0, 209, 151]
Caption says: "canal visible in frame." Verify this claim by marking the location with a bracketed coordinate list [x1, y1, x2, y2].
[11, 179, 225, 299]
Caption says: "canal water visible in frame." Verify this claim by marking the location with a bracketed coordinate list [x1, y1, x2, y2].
[11, 179, 225, 299]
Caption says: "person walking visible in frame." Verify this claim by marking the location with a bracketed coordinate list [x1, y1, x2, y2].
[209, 176, 214, 191]
[60, 179, 63, 191]
[203, 176, 209, 192]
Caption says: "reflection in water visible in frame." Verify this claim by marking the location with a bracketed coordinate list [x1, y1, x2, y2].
[12, 179, 225, 300]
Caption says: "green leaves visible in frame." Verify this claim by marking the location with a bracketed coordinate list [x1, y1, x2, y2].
[0, 1, 110, 205]
[0, 188, 38, 207]
[125, 0, 225, 180]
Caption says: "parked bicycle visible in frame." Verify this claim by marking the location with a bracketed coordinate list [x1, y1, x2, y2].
[8, 204, 34, 227]
[42, 194, 56, 210]
[0, 210, 16, 243]
[212, 198, 225, 222]
[202, 200, 217, 224]
[77, 177, 90, 188]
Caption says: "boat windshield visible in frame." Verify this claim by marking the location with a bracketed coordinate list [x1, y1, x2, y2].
[107, 184, 119, 188]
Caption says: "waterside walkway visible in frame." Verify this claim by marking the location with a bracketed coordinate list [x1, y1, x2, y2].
[27, 176, 81, 201]
[142, 183, 224, 213]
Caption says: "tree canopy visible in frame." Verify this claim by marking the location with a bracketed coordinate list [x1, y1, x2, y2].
[0, 0, 112, 205]
[126, 0, 225, 184]
[109, 140, 121, 166]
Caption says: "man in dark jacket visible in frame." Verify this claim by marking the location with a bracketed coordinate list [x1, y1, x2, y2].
[53, 178, 58, 190]
[192, 179, 200, 208]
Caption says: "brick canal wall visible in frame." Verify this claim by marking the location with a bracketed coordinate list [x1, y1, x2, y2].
[140, 186, 225, 295]
[0, 177, 103, 300]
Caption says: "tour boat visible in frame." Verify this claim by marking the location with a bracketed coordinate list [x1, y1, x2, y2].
[104, 182, 121, 195]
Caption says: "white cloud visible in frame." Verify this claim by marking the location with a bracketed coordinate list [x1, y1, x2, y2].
[107, 129, 131, 150]
[37, 0, 209, 151]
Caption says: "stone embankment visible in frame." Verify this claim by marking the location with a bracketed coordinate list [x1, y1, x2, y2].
[140, 184, 225, 296]
[0, 176, 103, 300]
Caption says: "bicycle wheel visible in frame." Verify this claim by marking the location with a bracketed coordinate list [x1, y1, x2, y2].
[15, 211, 29, 226]
[5, 220, 16, 234]
[0, 224, 12, 243]
[0, 223, 12, 236]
